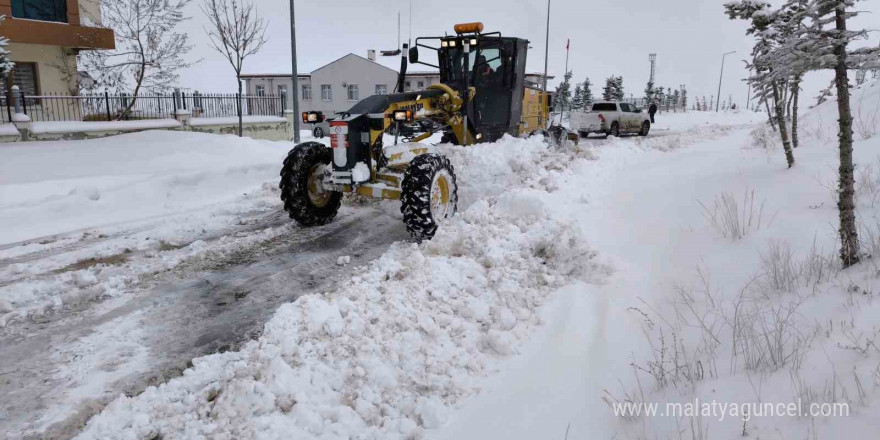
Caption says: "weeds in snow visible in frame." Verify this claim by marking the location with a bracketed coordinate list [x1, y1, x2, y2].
[699, 189, 773, 240]
[749, 125, 780, 152]
[757, 239, 840, 293]
[856, 158, 880, 207]
[854, 89, 879, 140]
[728, 290, 813, 373]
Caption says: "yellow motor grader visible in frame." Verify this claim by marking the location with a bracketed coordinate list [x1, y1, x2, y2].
[280, 22, 569, 240]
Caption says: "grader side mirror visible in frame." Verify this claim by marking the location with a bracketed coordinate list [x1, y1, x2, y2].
[408, 46, 419, 64]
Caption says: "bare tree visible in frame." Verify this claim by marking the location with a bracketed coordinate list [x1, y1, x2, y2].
[79, 0, 194, 119]
[201, 0, 267, 137]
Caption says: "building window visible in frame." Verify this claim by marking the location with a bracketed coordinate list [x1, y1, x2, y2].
[12, 0, 68, 23]
[375, 84, 387, 96]
[417, 81, 424, 89]
[347, 84, 359, 101]
[405, 81, 411, 91]
[11, 63, 39, 96]
[278, 85, 287, 99]
[255, 85, 265, 96]
[302, 84, 312, 100]
[321, 84, 332, 101]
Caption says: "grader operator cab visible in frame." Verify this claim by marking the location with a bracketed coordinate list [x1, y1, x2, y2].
[280, 22, 567, 240]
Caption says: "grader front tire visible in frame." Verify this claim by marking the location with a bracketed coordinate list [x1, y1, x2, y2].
[279, 142, 343, 227]
[400, 154, 459, 241]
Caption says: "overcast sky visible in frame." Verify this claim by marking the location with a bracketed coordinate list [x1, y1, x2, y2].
[176, 0, 879, 106]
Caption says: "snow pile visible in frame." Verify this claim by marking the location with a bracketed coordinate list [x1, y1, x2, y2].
[75, 136, 608, 440]
[0, 130, 292, 245]
[799, 80, 880, 143]
[595, 81, 880, 439]
[435, 135, 595, 209]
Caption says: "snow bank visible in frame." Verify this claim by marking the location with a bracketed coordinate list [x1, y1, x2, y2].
[589, 80, 880, 439]
[27, 119, 182, 134]
[0, 130, 291, 244]
[75, 136, 609, 440]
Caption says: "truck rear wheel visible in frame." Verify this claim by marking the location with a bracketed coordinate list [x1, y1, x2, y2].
[280, 142, 342, 227]
[401, 153, 458, 241]
[607, 122, 620, 138]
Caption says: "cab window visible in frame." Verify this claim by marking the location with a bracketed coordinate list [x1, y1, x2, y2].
[473, 47, 503, 87]
[592, 103, 617, 111]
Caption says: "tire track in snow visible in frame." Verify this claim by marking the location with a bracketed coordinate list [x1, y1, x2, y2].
[0, 207, 408, 440]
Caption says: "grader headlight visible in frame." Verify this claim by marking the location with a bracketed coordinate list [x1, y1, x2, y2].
[392, 110, 413, 122]
[302, 111, 324, 123]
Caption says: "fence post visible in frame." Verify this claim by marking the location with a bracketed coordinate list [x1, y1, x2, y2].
[236, 92, 242, 137]
[104, 91, 112, 121]
[173, 89, 179, 114]
[11, 85, 20, 114]
[6, 87, 12, 121]
[19, 88, 26, 116]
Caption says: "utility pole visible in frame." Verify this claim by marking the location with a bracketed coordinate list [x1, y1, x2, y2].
[289, 0, 301, 143]
[716, 50, 735, 112]
[541, 0, 550, 128]
[408, 0, 412, 47]
[558, 38, 569, 124]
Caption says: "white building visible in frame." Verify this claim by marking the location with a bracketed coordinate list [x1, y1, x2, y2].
[241, 53, 441, 115]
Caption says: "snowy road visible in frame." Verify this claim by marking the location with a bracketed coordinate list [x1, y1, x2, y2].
[1, 205, 407, 439]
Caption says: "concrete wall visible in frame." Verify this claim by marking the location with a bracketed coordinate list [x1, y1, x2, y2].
[5, 114, 294, 143]
[188, 118, 292, 142]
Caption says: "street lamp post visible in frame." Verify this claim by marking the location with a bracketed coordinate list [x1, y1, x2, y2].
[716, 50, 736, 112]
[541, 0, 550, 129]
[290, 0, 301, 143]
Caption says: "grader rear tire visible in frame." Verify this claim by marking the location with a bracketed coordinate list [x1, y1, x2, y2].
[279, 142, 342, 227]
[400, 154, 459, 241]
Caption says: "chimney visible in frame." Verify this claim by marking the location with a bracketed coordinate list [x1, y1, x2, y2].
[367, 50, 377, 62]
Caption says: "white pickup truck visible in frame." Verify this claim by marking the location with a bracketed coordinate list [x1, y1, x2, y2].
[570, 101, 651, 138]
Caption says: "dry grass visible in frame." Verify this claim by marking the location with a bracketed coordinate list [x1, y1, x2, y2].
[854, 90, 880, 141]
[699, 189, 773, 240]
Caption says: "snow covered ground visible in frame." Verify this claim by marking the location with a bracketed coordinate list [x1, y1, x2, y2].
[4, 83, 880, 440]
[436, 85, 880, 440]
[64, 110, 789, 440]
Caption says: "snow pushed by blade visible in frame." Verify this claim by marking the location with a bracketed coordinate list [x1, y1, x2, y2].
[75, 136, 609, 440]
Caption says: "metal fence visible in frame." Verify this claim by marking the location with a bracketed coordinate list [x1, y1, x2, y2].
[2, 90, 285, 123]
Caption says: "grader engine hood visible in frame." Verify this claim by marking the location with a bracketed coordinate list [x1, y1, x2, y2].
[345, 88, 447, 115]
[329, 85, 462, 185]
